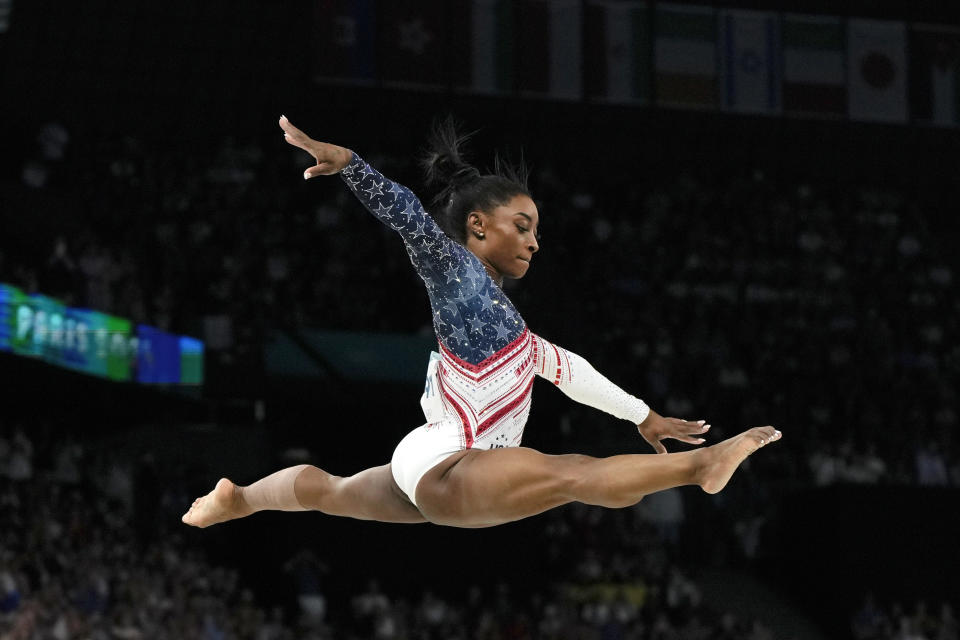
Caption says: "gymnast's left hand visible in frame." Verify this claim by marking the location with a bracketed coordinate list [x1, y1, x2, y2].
[637, 409, 710, 454]
[279, 115, 352, 178]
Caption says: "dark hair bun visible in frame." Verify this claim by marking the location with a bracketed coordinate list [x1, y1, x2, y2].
[420, 115, 531, 245]
[421, 116, 480, 198]
[451, 165, 481, 187]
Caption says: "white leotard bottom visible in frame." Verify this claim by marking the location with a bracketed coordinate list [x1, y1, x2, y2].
[391, 421, 465, 509]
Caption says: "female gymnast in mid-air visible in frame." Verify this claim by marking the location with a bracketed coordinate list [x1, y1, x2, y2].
[182, 115, 781, 530]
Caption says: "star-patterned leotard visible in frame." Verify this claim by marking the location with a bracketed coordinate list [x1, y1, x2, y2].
[341, 153, 524, 364]
[340, 153, 650, 506]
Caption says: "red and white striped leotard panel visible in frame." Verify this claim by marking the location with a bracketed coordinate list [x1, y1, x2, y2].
[437, 328, 536, 450]
[435, 328, 650, 451]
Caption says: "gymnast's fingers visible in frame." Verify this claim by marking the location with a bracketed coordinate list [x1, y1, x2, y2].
[304, 162, 335, 178]
[278, 115, 308, 140]
[281, 129, 313, 154]
[667, 417, 710, 436]
[639, 430, 668, 454]
[279, 116, 316, 152]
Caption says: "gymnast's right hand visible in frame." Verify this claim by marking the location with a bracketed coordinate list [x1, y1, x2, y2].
[279, 115, 353, 179]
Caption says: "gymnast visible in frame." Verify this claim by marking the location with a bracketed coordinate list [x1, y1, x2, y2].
[182, 115, 781, 530]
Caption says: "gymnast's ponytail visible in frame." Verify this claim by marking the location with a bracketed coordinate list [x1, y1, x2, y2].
[421, 116, 530, 245]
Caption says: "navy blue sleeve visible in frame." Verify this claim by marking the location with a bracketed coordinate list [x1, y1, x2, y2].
[340, 152, 526, 365]
[340, 152, 455, 285]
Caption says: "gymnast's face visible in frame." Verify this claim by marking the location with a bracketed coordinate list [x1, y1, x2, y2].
[466, 194, 540, 283]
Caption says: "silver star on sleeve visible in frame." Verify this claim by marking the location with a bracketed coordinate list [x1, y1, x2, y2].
[450, 323, 470, 345]
[444, 268, 461, 285]
[400, 200, 419, 224]
[372, 202, 393, 219]
[478, 290, 496, 313]
[443, 301, 460, 319]
[494, 321, 513, 342]
[387, 181, 405, 199]
[409, 219, 427, 242]
[364, 180, 385, 198]
[435, 243, 453, 261]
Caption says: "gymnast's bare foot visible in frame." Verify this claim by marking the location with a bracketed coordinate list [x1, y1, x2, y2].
[696, 426, 781, 494]
[182, 478, 253, 528]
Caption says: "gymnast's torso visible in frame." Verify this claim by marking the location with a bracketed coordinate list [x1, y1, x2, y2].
[341, 153, 545, 450]
[341, 153, 648, 504]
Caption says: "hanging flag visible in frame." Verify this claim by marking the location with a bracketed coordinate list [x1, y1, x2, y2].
[379, 0, 446, 89]
[314, 0, 376, 85]
[518, 0, 582, 100]
[911, 25, 960, 127]
[451, 0, 516, 95]
[0, 0, 11, 33]
[847, 18, 908, 123]
[719, 10, 781, 114]
[782, 14, 846, 117]
[584, 1, 651, 104]
[654, 4, 718, 109]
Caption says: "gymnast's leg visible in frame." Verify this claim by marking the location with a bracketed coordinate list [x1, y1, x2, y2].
[181, 463, 426, 528]
[415, 426, 781, 528]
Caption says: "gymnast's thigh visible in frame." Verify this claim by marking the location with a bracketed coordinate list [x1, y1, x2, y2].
[415, 446, 592, 528]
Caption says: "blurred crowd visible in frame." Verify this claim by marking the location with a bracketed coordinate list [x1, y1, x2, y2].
[2, 119, 957, 488]
[2, 117, 958, 639]
[0, 421, 788, 640]
[0, 421, 271, 640]
[850, 595, 958, 640]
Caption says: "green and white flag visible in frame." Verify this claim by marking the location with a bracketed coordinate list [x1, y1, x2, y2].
[782, 14, 846, 117]
[654, 3, 718, 109]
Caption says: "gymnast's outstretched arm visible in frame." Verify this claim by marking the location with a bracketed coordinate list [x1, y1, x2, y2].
[531, 333, 710, 454]
[280, 115, 458, 286]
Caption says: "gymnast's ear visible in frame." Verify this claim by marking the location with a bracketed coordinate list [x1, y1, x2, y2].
[467, 211, 487, 240]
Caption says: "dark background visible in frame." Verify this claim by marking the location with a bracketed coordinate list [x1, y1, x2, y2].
[1, 1, 958, 639]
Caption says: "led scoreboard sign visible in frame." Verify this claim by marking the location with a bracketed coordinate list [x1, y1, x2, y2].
[0, 282, 203, 385]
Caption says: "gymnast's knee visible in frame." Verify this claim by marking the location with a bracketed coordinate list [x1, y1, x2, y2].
[567, 455, 644, 509]
[293, 465, 342, 512]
